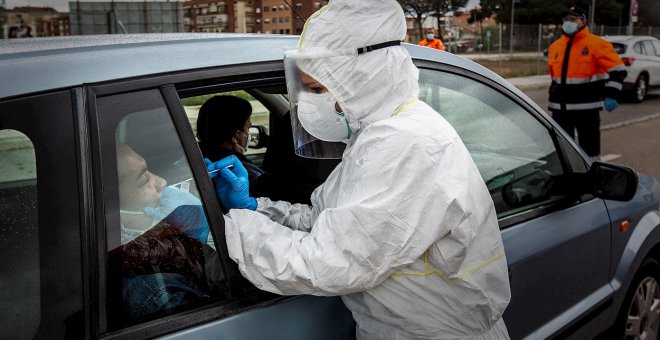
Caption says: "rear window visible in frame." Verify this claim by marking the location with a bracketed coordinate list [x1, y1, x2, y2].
[611, 43, 626, 54]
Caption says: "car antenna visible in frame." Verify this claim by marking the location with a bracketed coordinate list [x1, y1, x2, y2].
[283, 0, 308, 24]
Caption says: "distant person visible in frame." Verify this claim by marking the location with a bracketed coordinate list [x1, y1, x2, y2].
[419, 27, 445, 51]
[196, 96, 264, 187]
[547, 5, 626, 159]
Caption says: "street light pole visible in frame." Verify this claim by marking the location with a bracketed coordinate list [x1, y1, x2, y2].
[590, 0, 595, 31]
[627, 0, 634, 35]
[510, 0, 515, 53]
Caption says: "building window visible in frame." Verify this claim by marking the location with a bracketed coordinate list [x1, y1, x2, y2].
[264, 6, 269, 12]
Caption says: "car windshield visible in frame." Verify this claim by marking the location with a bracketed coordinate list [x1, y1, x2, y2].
[611, 43, 626, 54]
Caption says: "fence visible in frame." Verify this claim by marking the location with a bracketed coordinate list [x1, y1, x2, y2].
[439, 24, 660, 77]
[456, 24, 660, 55]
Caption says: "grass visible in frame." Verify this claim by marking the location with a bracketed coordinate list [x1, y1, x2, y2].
[475, 57, 549, 78]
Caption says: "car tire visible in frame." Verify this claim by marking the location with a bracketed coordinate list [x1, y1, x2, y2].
[615, 257, 660, 340]
[631, 74, 648, 103]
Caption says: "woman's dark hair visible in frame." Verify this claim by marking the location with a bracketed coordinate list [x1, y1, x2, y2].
[196, 95, 252, 145]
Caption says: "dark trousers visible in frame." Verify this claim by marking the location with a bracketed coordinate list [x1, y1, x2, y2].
[551, 109, 601, 157]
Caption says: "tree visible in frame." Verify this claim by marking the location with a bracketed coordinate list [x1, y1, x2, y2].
[467, 7, 487, 43]
[478, 0, 624, 26]
[397, 0, 434, 41]
[429, 0, 468, 39]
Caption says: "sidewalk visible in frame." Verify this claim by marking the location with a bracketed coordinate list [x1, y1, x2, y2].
[505, 74, 550, 91]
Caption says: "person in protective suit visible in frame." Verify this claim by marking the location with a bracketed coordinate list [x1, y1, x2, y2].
[547, 5, 626, 159]
[207, 1, 511, 338]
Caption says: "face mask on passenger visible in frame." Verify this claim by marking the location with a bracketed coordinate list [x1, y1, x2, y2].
[235, 129, 249, 154]
[296, 91, 352, 142]
[426, 33, 435, 40]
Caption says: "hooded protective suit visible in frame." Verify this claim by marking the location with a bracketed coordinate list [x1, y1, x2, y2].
[223, 0, 511, 338]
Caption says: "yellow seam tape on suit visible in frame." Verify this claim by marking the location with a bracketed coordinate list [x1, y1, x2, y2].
[392, 98, 419, 116]
[391, 252, 506, 284]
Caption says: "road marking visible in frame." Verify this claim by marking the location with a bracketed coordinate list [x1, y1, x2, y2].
[600, 154, 621, 162]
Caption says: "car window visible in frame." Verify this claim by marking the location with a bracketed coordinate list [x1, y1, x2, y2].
[611, 43, 626, 54]
[182, 90, 270, 158]
[0, 91, 83, 340]
[642, 40, 656, 56]
[97, 89, 228, 330]
[653, 41, 660, 57]
[634, 42, 644, 54]
[419, 69, 567, 219]
[0, 130, 38, 339]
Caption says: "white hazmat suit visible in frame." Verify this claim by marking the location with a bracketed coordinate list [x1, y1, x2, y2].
[223, 0, 511, 338]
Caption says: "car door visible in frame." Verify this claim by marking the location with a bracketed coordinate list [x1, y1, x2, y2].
[415, 61, 613, 339]
[0, 91, 84, 339]
[87, 65, 354, 339]
[644, 39, 660, 86]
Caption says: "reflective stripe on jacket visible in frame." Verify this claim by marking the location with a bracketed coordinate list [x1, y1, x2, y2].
[419, 38, 445, 51]
[547, 27, 626, 112]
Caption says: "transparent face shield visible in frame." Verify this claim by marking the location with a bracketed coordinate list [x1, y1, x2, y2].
[283, 41, 402, 159]
[284, 54, 347, 159]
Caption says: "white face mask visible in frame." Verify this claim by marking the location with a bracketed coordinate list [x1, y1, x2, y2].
[426, 33, 435, 40]
[297, 92, 352, 142]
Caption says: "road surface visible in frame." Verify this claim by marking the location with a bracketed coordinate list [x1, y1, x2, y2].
[522, 89, 660, 180]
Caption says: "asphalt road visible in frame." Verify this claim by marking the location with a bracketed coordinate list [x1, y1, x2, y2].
[522, 89, 660, 179]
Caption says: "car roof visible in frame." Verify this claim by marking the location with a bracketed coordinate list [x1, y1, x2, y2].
[0, 33, 515, 100]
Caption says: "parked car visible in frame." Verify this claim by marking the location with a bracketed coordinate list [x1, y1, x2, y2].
[604, 35, 660, 102]
[1, 34, 659, 340]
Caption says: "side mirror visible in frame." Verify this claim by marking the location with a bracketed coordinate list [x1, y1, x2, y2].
[588, 161, 638, 201]
[247, 125, 269, 149]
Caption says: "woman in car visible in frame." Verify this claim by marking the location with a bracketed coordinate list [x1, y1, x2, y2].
[196, 95, 264, 190]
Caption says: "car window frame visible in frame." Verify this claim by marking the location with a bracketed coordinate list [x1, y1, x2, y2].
[412, 59, 589, 229]
[85, 62, 294, 339]
[0, 90, 85, 339]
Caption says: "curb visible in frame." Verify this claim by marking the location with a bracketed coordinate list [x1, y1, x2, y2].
[513, 83, 548, 91]
[601, 112, 660, 131]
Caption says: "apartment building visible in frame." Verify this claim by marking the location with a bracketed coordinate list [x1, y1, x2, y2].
[184, 0, 259, 33]
[260, 0, 326, 34]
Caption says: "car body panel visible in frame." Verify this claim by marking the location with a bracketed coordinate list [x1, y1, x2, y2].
[159, 295, 355, 340]
[501, 198, 612, 339]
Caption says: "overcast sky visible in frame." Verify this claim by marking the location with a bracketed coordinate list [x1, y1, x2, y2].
[8, 0, 481, 14]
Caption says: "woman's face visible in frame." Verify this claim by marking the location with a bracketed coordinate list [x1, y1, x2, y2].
[234, 117, 252, 152]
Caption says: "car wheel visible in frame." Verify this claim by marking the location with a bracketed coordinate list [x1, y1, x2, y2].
[617, 258, 660, 339]
[632, 74, 648, 103]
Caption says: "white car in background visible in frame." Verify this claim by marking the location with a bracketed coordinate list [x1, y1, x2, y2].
[604, 35, 660, 102]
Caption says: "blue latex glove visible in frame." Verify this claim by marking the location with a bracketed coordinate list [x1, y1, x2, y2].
[162, 205, 210, 243]
[144, 186, 202, 220]
[604, 98, 619, 112]
[206, 156, 257, 211]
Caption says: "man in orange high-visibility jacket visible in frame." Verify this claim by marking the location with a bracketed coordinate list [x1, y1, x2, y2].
[548, 5, 626, 159]
[419, 27, 445, 51]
